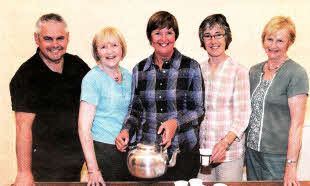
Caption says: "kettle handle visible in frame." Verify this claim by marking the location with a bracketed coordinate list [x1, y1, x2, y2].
[156, 123, 165, 146]
[156, 122, 178, 165]
[127, 141, 137, 151]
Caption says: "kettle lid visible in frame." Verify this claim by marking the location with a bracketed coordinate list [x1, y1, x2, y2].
[137, 143, 157, 151]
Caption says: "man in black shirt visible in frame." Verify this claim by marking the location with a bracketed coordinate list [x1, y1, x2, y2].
[9, 13, 90, 185]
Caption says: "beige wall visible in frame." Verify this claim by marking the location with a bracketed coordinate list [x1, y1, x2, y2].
[1, 0, 310, 185]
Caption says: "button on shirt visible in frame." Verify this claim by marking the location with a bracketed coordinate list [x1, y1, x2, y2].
[122, 48, 205, 153]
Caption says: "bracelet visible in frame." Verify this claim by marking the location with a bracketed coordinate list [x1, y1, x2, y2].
[221, 138, 230, 146]
[88, 169, 100, 174]
[221, 138, 231, 150]
[286, 159, 297, 164]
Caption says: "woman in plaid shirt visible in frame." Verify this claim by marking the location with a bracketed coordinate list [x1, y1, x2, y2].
[197, 14, 251, 181]
[115, 11, 205, 181]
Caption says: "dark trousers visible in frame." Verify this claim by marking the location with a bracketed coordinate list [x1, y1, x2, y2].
[93, 141, 134, 181]
[32, 149, 84, 182]
[162, 150, 200, 181]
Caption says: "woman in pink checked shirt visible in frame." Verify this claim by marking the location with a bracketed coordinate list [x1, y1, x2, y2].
[197, 14, 251, 181]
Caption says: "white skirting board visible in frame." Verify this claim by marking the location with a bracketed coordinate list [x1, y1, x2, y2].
[298, 120, 310, 180]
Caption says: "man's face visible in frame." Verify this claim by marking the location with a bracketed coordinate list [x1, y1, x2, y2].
[34, 21, 69, 64]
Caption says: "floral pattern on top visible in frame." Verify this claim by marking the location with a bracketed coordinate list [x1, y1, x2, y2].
[247, 79, 271, 151]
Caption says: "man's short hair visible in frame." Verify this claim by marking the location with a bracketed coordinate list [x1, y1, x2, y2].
[35, 13, 67, 34]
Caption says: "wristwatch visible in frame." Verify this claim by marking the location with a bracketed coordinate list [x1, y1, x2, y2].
[286, 159, 297, 163]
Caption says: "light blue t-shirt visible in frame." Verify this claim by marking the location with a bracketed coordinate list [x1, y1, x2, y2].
[81, 66, 132, 144]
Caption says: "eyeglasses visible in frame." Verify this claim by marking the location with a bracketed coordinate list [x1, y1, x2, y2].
[203, 33, 225, 40]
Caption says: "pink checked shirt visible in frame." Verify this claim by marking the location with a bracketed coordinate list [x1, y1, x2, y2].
[200, 57, 251, 162]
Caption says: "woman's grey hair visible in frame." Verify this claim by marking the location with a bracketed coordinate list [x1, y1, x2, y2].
[35, 13, 67, 34]
[198, 14, 232, 50]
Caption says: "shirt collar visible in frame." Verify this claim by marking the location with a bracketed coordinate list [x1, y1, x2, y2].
[143, 48, 182, 71]
[34, 48, 46, 67]
[34, 47, 41, 59]
[34, 47, 67, 74]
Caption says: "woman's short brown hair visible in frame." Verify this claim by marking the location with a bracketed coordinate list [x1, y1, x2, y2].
[146, 11, 179, 44]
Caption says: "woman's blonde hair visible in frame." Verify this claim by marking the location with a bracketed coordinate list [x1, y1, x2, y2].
[92, 27, 127, 63]
[262, 16, 296, 47]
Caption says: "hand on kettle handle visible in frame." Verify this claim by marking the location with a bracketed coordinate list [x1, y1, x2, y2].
[115, 129, 129, 152]
[158, 119, 178, 150]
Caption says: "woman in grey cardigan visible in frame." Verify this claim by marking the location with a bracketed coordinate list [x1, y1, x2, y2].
[246, 16, 308, 186]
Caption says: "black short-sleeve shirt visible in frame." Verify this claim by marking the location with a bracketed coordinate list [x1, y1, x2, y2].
[10, 48, 90, 157]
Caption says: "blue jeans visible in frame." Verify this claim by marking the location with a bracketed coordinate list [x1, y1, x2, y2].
[246, 148, 286, 180]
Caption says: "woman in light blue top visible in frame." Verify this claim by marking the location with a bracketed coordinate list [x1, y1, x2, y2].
[78, 27, 132, 185]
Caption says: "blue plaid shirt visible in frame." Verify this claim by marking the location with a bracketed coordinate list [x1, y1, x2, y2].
[122, 48, 205, 153]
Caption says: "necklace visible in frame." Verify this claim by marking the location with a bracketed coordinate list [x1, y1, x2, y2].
[114, 76, 119, 82]
[99, 65, 121, 82]
[266, 61, 284, 72]
[112, 70, 121, 82]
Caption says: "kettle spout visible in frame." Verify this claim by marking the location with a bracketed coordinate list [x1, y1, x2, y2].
[168, 148, 180, 167]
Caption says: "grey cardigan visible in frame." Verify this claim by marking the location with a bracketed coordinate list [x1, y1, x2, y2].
[247, 59, 308, 154]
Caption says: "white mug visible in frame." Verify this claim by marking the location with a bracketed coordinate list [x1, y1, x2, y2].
[189, 178, 203, 186]
[174, 180, 188, 186]
[199, 148, 212, 166]
[213, 183, 227, 186]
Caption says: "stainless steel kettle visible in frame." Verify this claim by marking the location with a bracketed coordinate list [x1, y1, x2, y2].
[127, 142, 180, 179]
[127, 143, 168, 178]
